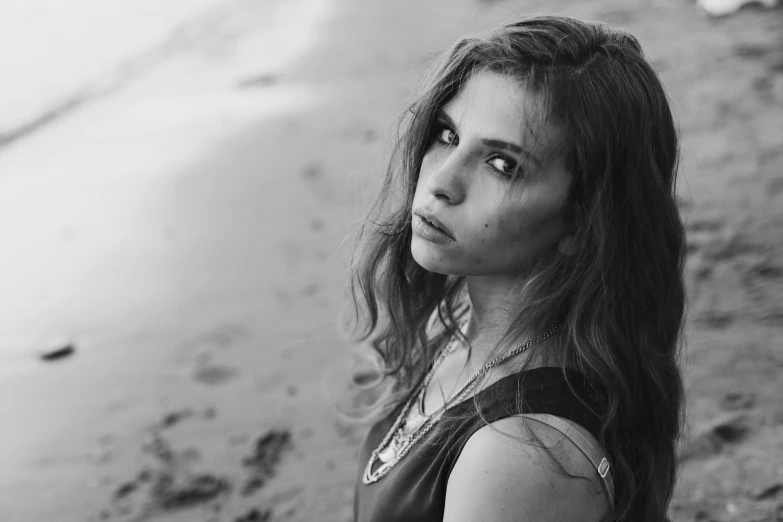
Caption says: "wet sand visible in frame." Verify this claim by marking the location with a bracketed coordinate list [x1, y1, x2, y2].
[0, 0, 781, 521]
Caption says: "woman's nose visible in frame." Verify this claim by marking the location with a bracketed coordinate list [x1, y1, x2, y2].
[424, 153, 466, 204]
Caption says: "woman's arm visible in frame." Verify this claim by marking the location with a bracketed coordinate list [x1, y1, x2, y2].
[444, 416, 609, 522]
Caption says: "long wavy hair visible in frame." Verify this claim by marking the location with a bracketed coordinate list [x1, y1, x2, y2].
[337, 14, 686, 522]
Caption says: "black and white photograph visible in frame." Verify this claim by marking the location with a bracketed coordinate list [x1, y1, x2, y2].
[0, 0, 781, 521]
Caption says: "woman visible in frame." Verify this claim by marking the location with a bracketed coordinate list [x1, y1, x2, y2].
[340, 14, 686, 522]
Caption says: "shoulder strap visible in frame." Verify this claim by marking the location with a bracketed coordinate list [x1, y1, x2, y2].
[519, 413, 615, 511]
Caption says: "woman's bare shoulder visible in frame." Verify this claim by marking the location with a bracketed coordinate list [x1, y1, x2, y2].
[444, 415, 609, 522]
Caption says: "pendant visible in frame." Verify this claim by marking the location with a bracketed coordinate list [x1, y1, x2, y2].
[403, 406, 427, 433]
[377, 438, 398, 463]
[377, 430, 409, 463]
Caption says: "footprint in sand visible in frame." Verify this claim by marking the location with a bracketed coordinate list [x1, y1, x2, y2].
[241, 429, 293, 496]
[678, 412, 755, 462]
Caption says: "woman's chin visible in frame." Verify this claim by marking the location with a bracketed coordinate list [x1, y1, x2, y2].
[411, 239, 455, 275]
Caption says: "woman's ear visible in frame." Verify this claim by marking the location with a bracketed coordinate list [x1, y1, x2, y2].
[558, 234, 579, 256]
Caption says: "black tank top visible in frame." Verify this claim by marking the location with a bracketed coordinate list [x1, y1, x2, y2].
[353, 367, 605, 522]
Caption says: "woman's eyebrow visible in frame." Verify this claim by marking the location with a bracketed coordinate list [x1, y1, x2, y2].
[435, 109, 542, 167]
[435, 110, 457, 130]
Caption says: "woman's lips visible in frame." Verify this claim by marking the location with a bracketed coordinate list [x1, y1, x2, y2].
[412, 214, 455, 244]
[415, 212, 454, 239]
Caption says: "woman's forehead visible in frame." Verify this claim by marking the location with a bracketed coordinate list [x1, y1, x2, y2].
[440, 70, 565, 158]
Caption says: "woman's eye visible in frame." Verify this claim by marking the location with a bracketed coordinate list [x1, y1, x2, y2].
[434, 125, 457, 146]
[488, 155, 519, 178]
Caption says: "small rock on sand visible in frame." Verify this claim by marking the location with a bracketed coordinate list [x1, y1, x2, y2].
[39, 343, 75, 361]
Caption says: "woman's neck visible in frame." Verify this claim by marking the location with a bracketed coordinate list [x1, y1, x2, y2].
[460, 274, 534, 368]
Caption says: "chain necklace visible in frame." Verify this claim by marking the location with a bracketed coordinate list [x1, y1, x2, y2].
[362, 319, 563, 484]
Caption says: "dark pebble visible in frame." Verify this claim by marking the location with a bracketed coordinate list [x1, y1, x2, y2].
[40, 344, 75, 361]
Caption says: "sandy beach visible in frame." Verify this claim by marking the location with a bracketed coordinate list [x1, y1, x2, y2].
[0, 0, 781, 521]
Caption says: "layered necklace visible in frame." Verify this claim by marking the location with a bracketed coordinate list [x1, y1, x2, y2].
[362, 318, 563, 484]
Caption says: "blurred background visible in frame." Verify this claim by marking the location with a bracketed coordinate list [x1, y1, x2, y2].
[0, 0, 780, 521]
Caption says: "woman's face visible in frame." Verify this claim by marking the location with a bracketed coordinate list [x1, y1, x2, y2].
[411, 70, 573, 277]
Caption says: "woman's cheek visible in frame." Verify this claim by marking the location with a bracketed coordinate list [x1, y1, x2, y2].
[474, 223, 496, 245]
[495, 213, 525, 242]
